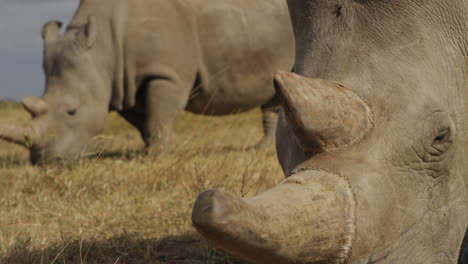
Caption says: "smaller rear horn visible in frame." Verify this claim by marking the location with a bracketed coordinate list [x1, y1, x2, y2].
[22, 96, 49, 117]
[274, 71, 373, 153]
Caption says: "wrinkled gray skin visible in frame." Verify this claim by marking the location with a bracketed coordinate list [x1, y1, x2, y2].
[0, 0, 294, 163]
[192, 0, 468, 263]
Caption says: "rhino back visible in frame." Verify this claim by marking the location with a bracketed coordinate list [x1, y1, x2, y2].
[115, 0, 295, 115]
[187, 0, 295, 114]
[64, 0, 294, 114]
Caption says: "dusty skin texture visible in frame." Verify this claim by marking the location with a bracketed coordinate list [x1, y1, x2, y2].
[0, 0, 295, 163]
[192, 0, 468, 263]
[0, 102, 283, 263]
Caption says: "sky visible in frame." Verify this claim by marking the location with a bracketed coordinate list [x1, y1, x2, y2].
[0, 0, 78, 100]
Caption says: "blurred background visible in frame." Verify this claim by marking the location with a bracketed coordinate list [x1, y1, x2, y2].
[0, 0, 78, 100]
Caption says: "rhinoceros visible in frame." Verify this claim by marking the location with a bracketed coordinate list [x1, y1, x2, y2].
[192, 0, 468, 263]
[0, 0, 294, 163]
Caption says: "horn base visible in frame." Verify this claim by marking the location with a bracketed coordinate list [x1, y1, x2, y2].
[274, 71, 373, 153]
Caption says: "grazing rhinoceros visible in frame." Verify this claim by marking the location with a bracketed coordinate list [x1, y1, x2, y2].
[0, 0, 294, 163]
[192, 0, 468, 263]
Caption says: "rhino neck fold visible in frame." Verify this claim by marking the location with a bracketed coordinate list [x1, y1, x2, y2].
[192, 169, 356, 264]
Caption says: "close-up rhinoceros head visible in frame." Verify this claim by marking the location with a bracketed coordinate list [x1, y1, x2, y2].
[192, 0, 468, 263]
[0, 17, 111, 164]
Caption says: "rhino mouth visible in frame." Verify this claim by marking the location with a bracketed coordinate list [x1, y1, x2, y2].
[192, 169, 356, 264]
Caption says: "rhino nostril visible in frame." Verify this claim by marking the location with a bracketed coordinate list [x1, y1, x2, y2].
[67, 109, 77, 116]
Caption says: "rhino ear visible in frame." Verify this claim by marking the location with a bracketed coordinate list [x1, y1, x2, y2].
[41, 21, 63, 41]
[81, 16, 97, 49]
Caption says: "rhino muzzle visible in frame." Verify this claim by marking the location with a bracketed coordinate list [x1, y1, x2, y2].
[192, 169, 356, 264]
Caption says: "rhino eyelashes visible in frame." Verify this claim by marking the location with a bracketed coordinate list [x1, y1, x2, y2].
[429, 128, 453, 156]
[433, 128, 451, 143]
[422, 111, 455, 158]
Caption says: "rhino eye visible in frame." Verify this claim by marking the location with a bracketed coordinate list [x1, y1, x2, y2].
[430, 127, 452, 155]
[433, 128, 450, 143]
[67, 109, 77, 116]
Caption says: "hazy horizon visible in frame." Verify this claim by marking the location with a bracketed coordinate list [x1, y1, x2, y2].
[0, 0, 78, 100]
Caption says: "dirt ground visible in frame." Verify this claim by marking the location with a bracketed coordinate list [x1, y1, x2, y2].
[0, 102, 284, 263]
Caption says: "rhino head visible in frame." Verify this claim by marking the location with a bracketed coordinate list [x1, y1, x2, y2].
[0, 17, 112, 163]
[192, 0, 468, 263]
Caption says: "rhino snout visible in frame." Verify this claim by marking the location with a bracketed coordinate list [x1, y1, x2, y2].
[192, 170, 356, 264]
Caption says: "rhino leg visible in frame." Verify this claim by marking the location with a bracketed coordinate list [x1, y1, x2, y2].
[143, 78, 189, 159]
[255, 95, 280, 149]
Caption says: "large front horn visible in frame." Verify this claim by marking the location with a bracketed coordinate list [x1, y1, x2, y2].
[22, 97, 48, 117]
[0, 123, 36, 147]
[192, 170, 355, 264]
[274, 71, 373, 153]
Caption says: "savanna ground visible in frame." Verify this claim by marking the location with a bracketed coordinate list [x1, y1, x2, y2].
[0, 101, 284, 264]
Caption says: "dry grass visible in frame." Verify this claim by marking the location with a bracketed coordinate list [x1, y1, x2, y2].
[0, 102, 284, 264]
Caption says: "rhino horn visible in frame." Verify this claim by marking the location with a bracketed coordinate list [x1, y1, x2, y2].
[41, 21, 63, 42]
[192, 170, 355, 264]
[22, 96, 48, 117]
[0, 123, 37, 148]
[274, 71, 373, 153]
